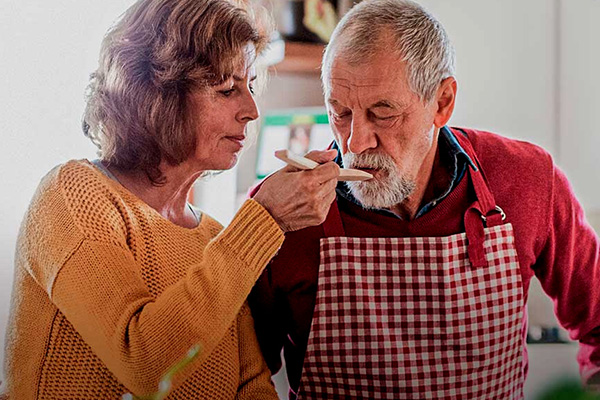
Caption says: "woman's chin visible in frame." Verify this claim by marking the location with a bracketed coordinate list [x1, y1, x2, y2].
[212, 154, 240, 171]
[193, 148, 243, 172]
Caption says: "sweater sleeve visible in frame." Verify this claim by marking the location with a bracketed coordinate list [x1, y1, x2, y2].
[20, 165, 285, 395]
[234, 302, 279, 400]
[533, 164, 600, 383]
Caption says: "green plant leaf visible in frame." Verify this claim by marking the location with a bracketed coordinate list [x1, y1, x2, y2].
[122, 344, 202, 400]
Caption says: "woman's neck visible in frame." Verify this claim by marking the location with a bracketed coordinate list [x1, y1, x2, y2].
[107, 160, 203, 228]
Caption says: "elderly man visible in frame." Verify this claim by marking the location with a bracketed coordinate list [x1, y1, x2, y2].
[249, 0, 600, 399]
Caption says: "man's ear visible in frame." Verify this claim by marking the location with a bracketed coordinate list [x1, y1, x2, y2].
[433, 77, 457, 128]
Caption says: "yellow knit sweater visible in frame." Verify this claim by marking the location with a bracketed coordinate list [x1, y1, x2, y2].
[2, 160, 284, 399]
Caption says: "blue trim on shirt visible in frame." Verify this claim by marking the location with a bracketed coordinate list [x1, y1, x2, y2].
[333, 126, 475, 219]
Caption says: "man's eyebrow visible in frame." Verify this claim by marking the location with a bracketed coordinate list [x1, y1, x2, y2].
[370, 100, 398, 109]
[328, 99, 406, 109]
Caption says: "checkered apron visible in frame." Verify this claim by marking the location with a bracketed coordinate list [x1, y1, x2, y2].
[297, 135, 524, 400]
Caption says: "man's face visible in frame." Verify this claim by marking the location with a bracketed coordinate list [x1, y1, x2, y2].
[325, 46, 439, 210]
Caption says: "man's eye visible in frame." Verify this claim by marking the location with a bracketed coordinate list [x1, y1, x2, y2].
[249, 85, 255, 95]
[370, 112, 396, 121]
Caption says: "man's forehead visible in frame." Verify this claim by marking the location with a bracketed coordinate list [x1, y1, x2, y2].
[327, 53, 409, 88]
[326, 69, 411, 109]
[327, 90, 408, 112]
[330, 74, 388, 88]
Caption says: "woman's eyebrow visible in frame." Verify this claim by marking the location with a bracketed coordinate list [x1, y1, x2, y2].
[232, 75, 257, 82]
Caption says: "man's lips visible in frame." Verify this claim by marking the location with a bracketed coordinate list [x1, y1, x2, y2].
[354, 167, 378, 174]
[353, 167, 384, 179]
[356, 167, 377, 173]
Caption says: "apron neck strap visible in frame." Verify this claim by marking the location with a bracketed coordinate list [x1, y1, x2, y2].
[453, 128, 506, 268]
[452, 128, 505, 227]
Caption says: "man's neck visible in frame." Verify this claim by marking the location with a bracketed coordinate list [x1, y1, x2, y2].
[387, 138, 441, 220]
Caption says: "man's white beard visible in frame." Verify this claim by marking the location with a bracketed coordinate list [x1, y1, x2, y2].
[342, 152, 415, 210]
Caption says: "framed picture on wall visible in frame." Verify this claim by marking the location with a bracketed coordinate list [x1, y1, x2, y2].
[256, 108, 334, 179]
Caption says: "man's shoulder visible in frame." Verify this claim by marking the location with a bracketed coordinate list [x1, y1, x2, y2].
[453, 127, 556, 216]
[453, 127, 554, 172]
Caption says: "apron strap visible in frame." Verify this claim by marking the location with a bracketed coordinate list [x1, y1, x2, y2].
[452, 128, 506, 227]
[453, 128, 507, 268]
[464, 202, 488, 268]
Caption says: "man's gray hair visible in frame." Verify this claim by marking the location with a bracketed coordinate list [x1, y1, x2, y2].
[322, 0, 455, 102]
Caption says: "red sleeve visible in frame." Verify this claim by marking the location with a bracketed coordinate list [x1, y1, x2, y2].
[247, 182, 287, 375]
[248, 266, 287, 374]
[534, 164, 600, 383]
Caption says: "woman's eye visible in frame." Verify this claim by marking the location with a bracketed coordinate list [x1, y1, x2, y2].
[332, 112, 350, 121]
[219, 89, 235, 97]
[249, 85, 255, 95]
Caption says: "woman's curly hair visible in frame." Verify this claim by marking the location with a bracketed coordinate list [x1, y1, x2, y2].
[83, 0, 270, 184]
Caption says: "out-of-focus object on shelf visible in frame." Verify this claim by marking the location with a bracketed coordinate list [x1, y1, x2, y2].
[257, 31, 285, 68]
[336, 0, 355, 17]
[271, 41, 325, 74]
[527, 325, 571, 344]
[303, 0, 338, 43]
[256, 107, 333, 180]
[275, 0, 337, 43]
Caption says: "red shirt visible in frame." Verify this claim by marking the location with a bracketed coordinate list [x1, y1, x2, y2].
[249, 128, 600, 394]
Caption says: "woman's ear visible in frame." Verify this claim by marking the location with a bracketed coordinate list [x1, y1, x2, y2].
[433, 77, 457, 128]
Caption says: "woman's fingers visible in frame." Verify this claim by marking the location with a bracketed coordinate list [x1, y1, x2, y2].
[253, 151, 340, 232]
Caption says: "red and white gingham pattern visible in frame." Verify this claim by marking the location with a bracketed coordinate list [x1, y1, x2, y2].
[298, 223, 524, 400]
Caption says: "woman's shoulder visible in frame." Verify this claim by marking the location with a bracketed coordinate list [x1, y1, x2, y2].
[16, 160, 130, 282]
[37, 159, 115, 194]
[27, 159, 131, 244]
[54, 158, 116, 190]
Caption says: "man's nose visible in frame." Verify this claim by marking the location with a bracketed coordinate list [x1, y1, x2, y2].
[348, 118, 377, 154]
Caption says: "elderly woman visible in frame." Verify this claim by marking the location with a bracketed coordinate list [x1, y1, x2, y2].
[1, 0, 340, 398]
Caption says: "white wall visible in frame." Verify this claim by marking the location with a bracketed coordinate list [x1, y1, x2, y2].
[0, 0, 136, 380]
[419, 0, 559, 154]
[559, 0, 600, 212]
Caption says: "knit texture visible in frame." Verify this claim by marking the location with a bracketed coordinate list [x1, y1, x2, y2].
[2, 160, 284, 399]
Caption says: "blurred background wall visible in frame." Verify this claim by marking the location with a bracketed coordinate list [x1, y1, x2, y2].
[1, 0, 599, 397]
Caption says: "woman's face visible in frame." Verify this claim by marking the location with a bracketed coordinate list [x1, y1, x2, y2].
[188, 44, 260, 172]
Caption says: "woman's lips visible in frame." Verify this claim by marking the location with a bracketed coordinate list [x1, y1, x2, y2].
[225, 135, 245, 149]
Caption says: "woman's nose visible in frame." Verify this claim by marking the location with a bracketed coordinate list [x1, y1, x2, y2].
[238, 91, 260, 122]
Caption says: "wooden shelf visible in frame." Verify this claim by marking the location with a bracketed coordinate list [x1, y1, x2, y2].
[270, 42, 325, 75]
